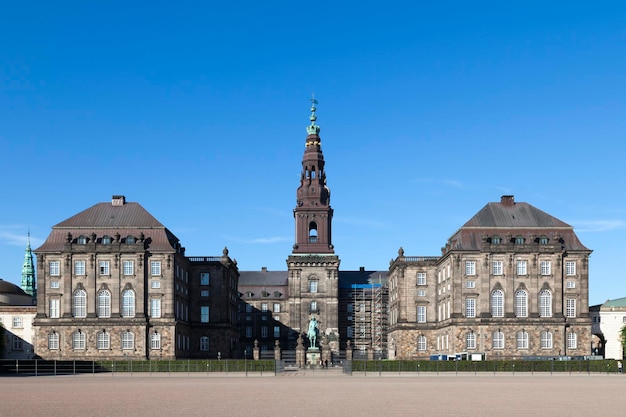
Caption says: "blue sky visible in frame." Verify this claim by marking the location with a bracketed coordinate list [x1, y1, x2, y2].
[1, 1, 625, 305]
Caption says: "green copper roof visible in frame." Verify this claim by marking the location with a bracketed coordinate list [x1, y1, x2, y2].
[603, 297, 626, 308]
[21, 233, 36, 298]
[306, 96, 321, 135]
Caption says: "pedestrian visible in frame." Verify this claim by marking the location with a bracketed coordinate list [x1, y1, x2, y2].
[618, 361, 623, 374]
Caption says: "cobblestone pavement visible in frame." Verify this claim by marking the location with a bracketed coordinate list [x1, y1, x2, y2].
[1, 373, 624, 417]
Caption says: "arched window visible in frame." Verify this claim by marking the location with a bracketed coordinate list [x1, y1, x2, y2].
[122, 289, 135, 318]
[102, 235, 112, 244]
[308, 222, 318, 243]
[567, 332, 577, 349]
[417, 335, 427, 351]
[311, 165, 316, 179]
[516, 331, 529, 349]
[515, 290, 528, 317]
[491, 236, 501, 244]
[126, 235, 136, 244]
[122, 331, 134, 350]
[200, 336, 210, 351]
[48, 332, 59, 350]
[491, 290, 504, 317]
[97, 330, 110, 350]
[540, 331, 553, 349]
[73, 331, 86, 350]
[309, 279, 318, 293]
[492, 331, 504, 349]
[77, 235, 88, 244]
[151, 332, 161, 350]
[73, 289, 87, 318]
[466, 332, 476, 350]
[98, 290, 111, 318]
[539, 290, 552, 317]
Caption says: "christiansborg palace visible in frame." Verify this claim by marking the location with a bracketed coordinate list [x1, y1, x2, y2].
[31, 102, 593, 362]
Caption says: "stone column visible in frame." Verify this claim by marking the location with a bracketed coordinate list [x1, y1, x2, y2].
[274, 340, 281, 361]
[346, 340, 353, 361]
[296, 333, 306, 368]
[253, 339, 260, 361]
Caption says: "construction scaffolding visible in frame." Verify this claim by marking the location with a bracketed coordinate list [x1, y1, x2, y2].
[351, 280, 388, 359]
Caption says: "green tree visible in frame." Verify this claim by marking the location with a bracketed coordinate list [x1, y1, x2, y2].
[621, 324, 626, 359]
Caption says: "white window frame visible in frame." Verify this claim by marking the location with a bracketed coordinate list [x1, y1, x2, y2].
[492, 261, 503, 275]
[539, 290, 552, 317]
[466, 280, 475, 289]
[465, 261, 476, 276]
[122, 289, 135, 318]
[200, 336, 209, 351]
[123, 260, 134, 276]
[49, 298, 60, 318]
[261, 303, 268, 312]
[417, 335, 427, 351]
[516, 331, 529, 349]
[466, 332, 476, 350]
[465, 298, 476, 318]
[541, 331, 553, 349]
[50, 280, 60, 289]
[98, 290, 111, 318]
[417, 305, 426, 323]
[49, 333, 59, 350]
[74, 260, 86, 276]
[151, 261, 161, 276]
[49, 261, 60, 276]
[540, 261, 551, 275]
[492, 331, 504, 349]
[97, 331, 110, 350]
[151, 298, 162, 318]
[566, 281, 576, 289]
[122, 331, 134, 350]
[567, 332, 577, 349]
[309, 280, 318, 293]
[491, 290, 504, 318]
[73, 331, 86, 350]
[566, 261, 576, 276]
[515, 290, 528, 318]
[99, 260, 110, 275]
[151, 332, 161, 350]
[273, 303, 281, 313]
[566, 298, 576, 318]
[151, 280, 161, 289]
[73, 289, 87, 318]
[416, 272, 426, 286]
[516, 260, 527, 275]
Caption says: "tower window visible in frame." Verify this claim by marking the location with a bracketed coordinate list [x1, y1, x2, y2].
[309, 222, 318, 243]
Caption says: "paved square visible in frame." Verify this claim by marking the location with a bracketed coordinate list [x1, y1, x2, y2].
[1, 373, 623, 416]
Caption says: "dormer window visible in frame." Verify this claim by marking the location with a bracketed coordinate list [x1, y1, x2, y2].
[77, 235, 88, 245]
[515, 236, 525, 245]
[539, 236, 549, 245]
[491, 236, 501, 244]
[102, 235, 112, 244]
[126, 235, 136, 244]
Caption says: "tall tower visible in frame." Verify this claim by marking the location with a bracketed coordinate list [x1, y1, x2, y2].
[287, 98, 340, 353]
[21, 232, 36, 302]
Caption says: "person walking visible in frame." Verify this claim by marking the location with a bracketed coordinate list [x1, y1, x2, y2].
[618, 361, 623, 374]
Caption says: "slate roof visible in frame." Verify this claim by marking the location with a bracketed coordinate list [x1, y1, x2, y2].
[446, 196, 590, 252]
[36, 198, 180, 253]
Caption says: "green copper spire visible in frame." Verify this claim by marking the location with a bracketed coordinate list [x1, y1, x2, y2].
[21, 232, 36, 300]
[306, 95, 321, 135]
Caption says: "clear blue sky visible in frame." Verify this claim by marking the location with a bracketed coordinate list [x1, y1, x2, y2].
[1, 2, 625, 306]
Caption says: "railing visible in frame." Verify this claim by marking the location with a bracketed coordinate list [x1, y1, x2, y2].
[187, 257, 222, 263]
[402, 256, 440, 262]
[0, 359, 276, 376]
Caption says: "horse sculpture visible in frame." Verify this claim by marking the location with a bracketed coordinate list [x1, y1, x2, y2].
[307, 316, 318, 348]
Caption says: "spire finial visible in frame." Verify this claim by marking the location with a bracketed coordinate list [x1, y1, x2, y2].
[306, 95, 321, 135]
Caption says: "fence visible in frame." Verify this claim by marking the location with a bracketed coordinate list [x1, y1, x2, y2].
[0, 359, 276, 376]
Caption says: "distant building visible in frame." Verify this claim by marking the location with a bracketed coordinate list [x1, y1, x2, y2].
[594, 298, 626, 360]
[20, 234, 36, 302]
[0, 279, 36, 359]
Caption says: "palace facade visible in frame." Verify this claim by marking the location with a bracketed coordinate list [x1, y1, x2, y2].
[32, 102, 592, 360]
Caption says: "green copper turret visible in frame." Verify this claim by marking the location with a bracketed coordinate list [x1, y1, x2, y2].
[21, 233, 36, 302]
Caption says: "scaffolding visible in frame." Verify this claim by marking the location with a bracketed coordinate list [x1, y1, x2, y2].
[351, 278, 388, 359]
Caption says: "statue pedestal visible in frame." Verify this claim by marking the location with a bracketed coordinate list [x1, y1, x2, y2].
[306, 348, 321, 368]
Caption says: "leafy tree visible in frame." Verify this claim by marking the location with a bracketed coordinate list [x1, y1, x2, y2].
[621, 324, 626, 359]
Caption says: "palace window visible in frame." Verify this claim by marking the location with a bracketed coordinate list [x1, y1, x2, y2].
[515, 290, 528, 317]
[417, 305, 426, 323]
[492, 261, 503, 275]
[49, 261, 60, 276]
[151, 332, 161, 350]
[540, 261, 551, 275]
[98, 290, 111, 318]
[48, 333, 59, 350]
[200, 336, 209, 351]
[466, 280, 475, 289]
[74, 260, 86, 276]
[273, 303, 281, 313]
[73, 331, 86, 350]
[49, 298, 60, 318]
[492, 331, 504, 349]
[566, 299, 576, 318]
[567, 332, 577, 349]
[123, 261, 134, 276]
[539, 290, 552, 317]
[200, 273, 210, 286]
[465, 261, 476, 276]
[122, 290, 135, 318]
[73, 289, 87, 318]
[97, 331, 110, 350]
[491, 290, 504, 317]
[151, 298, 162, 318]
[540, 331, 553, 349]
[566, 261, 576, 276]
[274, 326, 280, 338]
[516, 260, 527, 276]
[417, 336, 427, 351]
[466, 332, 476, 350]
[309, 280, 318, 293]
[417, 272, 426, 286]
[201, 306, 210, 323]
[122, 331, 134, 350]
[516, 331, 529, 349]
[151, 261, 161, 276]
[465, 298, 476, 318]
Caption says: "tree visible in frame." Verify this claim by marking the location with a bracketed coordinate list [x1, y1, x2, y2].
[620, 324, 626, 360]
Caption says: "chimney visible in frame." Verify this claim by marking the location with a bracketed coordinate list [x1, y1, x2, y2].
[112, 195, 126, 206]
[359, 266, 365, 272]
[501, 195, 515, 207]
[261, 267, 267, 273]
